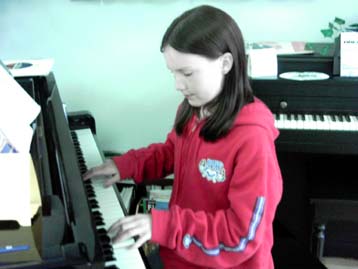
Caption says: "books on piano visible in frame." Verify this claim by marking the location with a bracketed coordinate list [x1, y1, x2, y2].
[248, 41, 314, 55]
[3, 58, 54, 78]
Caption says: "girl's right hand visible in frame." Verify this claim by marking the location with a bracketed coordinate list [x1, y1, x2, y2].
[83, 159, 120, 187]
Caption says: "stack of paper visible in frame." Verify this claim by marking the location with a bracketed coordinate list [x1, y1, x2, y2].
[0, 60, 42, 216]
[3, 58, 54, 78]
[247, 41, 314, 55]
[0, 62, 42, 262]
[0, 63, 41, 153]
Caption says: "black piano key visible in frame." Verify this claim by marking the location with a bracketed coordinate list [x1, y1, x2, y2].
[97, 228, 108, 235]
[94, 218, 105, 226]
[313, 114, 317, 121]
[89, 199, 99, 209]
[344, 115, 351, 122]
[92, 210, 103, 218]
[86, 184, 94, 192]
[99, 234, 111, 244]
[103, 248, 114, 258]
[104, 255, 116, 262]
[73, 141, 80, 146]
[87, 190, 96, 198]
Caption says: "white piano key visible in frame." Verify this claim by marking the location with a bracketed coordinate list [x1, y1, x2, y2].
[305, 114, 316, 130]
[315, 114, 326, 130]
[322, 115, 331, 130]
[288, 114, 297, 129]
[75, 128, 146, 269]
[276, 114, 284, 129]
[274, 113, 358, 132]
[333, 115, 344, 131]
[296, 114, 304, 129]
[349, 115, 358, 131]
[340, 115, 349, 130]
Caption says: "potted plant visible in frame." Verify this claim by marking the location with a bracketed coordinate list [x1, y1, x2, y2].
[321, 17, 358, 75]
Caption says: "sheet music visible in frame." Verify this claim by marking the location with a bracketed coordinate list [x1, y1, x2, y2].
[0, 63, 42, 226]
[0, 64, 40, 153]
[3, 58, 54, 78]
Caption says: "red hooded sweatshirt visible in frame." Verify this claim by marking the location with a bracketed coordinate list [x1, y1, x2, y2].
[113, 98, 283, 269]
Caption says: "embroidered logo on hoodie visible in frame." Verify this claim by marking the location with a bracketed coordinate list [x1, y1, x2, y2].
[199, 158, 226, 183]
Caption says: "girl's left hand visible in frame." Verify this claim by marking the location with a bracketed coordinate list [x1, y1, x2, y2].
[108, 214, 152, 250]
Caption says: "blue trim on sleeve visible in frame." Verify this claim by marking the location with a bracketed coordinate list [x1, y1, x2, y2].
[182, 196, 266, 256]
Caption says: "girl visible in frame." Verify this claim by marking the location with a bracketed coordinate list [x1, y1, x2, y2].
[84, 5, 282, 269]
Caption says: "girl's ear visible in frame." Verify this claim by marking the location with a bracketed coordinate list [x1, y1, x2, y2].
[221, 52, 233, 75]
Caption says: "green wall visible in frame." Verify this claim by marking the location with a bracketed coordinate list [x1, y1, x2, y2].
[1, 0, 357, 152]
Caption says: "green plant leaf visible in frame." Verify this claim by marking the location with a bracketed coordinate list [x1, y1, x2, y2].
[334, 17, 345, 25]
[329, 22, 339, 31]
[321, 29, 334, 37]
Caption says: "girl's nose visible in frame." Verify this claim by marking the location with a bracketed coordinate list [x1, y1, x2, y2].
[174, 75, 186, 92]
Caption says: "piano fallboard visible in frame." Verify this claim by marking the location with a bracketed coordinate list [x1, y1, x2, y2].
[252, 77, 358, 114]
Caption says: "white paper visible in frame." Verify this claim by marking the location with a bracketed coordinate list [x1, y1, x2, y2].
[0, 64, 41, 152]
[247, 47, 278, 78]
[0, 124, 34, 153]
[340, 32, 358, 77]
[3, 58, 54, 77]
[0, 154, 31, 226]
[0, 128, 17, 153]
[279, 72, 330, 81]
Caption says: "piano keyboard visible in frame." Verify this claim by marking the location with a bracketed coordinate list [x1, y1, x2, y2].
[274, 113, 358, 131]
[73, 128, 146, 269]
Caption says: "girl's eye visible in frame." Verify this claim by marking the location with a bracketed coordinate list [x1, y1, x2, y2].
[183, 72, 193, 77]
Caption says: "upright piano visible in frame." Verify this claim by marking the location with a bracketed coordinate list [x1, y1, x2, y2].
[252, 76, 358, 265]
[1, 73, 150, 269]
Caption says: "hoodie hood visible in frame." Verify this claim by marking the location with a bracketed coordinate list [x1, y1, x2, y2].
[234, 97, 279, 141]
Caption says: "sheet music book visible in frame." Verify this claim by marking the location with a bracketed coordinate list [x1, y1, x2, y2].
[120, 186, 134, 212]
[248, 41, 314, 55]
[0, 63, 40, 153]
[3, 58, 54, 78]
[340, 32, 358, 77]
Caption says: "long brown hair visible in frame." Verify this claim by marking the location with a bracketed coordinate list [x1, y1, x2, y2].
[161, 5, 254, 141]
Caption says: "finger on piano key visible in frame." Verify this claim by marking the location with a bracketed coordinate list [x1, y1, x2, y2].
[74, 128, 147, 269]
